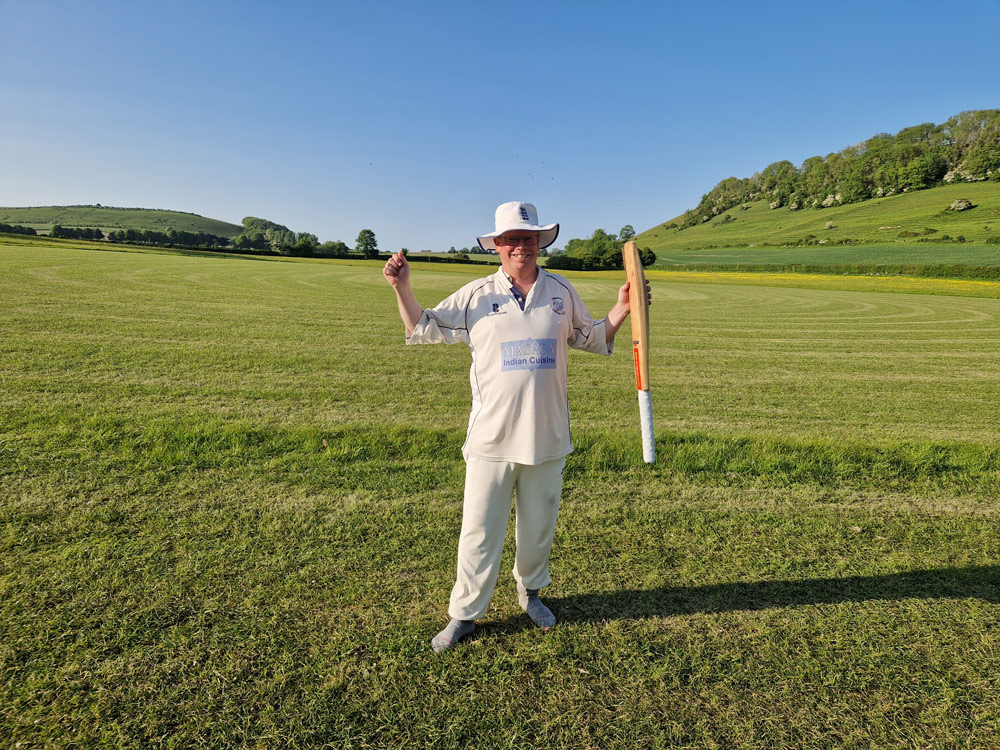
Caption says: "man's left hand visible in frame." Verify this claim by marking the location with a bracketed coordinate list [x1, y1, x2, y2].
[617, 281, 652, 312]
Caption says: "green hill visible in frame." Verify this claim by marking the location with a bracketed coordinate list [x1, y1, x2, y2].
[0, 205, 243, 236]
[637, 182, 1000, 260]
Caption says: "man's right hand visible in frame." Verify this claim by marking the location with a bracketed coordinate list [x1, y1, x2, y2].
[383, 251, 410, 288]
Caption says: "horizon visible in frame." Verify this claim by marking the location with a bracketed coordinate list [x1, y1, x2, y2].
[2, 0, 999, 251]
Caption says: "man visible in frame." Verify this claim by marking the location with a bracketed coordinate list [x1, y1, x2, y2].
[383, 201, 649, 653]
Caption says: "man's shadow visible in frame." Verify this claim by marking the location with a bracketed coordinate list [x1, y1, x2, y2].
[493, 565, 999, 630]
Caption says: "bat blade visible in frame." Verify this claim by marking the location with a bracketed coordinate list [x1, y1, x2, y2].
[622, 241, 655, 463]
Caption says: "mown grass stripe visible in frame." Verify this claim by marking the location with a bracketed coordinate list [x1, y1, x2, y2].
[5, 418, 998, 494]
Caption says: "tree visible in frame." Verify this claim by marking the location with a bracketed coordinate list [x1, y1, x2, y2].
[356, 229, 378, 258]
[268, 228, 297, 253]
[565, 228, 623, 271]
[236, 216, 294, 252]
[619, 225, 635, 241]
[317, 240, 349, 255]
[292, 232, 319, 256]
[963, 116, 1000, 179]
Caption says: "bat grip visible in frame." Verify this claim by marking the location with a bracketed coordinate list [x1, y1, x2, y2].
[638, 389, 655, 464]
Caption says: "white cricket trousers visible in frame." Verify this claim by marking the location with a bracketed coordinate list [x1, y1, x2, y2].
[448, 455, 566, 621]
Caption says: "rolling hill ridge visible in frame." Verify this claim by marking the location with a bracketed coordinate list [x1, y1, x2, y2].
[0, 205, 243, 237]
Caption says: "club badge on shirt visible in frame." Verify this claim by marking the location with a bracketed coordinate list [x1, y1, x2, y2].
[551, 297, 565, 314]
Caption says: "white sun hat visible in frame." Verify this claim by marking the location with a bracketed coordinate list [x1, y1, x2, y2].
[477, 201, 559, 251]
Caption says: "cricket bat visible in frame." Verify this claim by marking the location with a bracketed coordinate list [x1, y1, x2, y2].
[622, 241, 655, 464]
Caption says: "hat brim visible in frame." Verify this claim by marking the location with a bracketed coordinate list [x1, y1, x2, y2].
[477, 223, 559, 252]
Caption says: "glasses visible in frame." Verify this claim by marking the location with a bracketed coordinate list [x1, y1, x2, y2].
[496, 235, 539, 247]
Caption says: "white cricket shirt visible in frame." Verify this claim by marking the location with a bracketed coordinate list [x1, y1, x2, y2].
[407, 268, 613, 464]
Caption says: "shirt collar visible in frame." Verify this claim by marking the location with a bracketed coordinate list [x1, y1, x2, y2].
[499, 267, 545, 287]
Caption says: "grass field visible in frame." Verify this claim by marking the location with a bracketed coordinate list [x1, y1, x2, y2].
[637, 182, 1000, 253]
[3, 241, 1000, 748]
[652, 243, 1000, 269]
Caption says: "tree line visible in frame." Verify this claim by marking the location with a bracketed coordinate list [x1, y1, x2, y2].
[106, 228, 230, 247]
[48, 225, 234, 248]
[0, 223, 37, 236]
[6, 212, 661, 272]
[51, 226, 106, 240]
[33, 216, 376, 258]
[233, 217, 375, 257]
[671, 109, 1000, 230]
[546, 225, 655, 270]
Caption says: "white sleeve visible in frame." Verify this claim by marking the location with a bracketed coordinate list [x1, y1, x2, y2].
[405, 287, 472, 346]
[566, 282, 613, 356]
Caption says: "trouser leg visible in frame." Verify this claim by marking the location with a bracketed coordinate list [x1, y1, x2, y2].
[448, 456, 516, 621]
[512, 457, 566, 595]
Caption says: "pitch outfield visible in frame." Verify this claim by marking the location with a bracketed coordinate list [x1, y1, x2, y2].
[2, 242, 999, 748]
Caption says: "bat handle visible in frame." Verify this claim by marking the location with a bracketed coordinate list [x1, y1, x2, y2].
[638, 389, 655, 464]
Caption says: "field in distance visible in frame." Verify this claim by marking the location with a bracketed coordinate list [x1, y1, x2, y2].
[638, 181, 1000, 253]
[3, 241, 999, 747]
[0, 204, 243, 236]
[652, 242, 1000, 268]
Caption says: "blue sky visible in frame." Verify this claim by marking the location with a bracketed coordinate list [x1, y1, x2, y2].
[2, 0, 998, 251]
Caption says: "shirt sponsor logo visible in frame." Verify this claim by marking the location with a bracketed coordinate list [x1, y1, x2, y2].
[500, 338, 557, 371]
[551, 296, 565, 314]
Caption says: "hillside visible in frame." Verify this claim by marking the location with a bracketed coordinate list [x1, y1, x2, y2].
[664, 110, 999, 231]
[636, 182, 1000, 257]
[0, 205, 243, 237]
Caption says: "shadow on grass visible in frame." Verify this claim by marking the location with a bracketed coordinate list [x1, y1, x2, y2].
[487, 566, 999, 632]
[555, 565, 1000, 623]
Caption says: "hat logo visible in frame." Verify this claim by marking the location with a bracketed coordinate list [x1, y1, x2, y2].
[519, 206, 530, 221]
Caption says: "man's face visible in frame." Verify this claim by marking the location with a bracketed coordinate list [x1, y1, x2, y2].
[496, 231, 540, 275]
